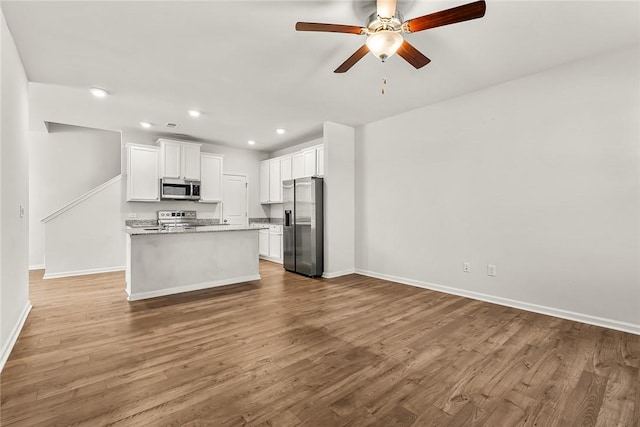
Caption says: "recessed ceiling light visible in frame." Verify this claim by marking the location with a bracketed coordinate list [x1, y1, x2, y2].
[188, 110, 201, 118]
[276, 128, 286, 135]
[248, 140, 256, 145]
[140, 122, 152, 128]
[89, 87, 108, 98]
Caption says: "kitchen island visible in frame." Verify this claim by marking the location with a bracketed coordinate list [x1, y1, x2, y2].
[125, 225, 267, 301]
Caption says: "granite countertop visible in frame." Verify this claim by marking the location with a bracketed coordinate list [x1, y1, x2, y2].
[126, 224, 269, 236]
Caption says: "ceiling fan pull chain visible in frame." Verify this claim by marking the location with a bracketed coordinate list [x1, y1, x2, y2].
[381, 76, 388, 95]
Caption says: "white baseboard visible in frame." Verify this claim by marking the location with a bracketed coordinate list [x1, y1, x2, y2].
[323, 268, 356, 279]
[0, 301, 32, 372]
[355, 269, 640, 336]
[127, 274, 262, 301]
[43, 265, 125, 279]
[29, 264, 45, 271]
[259, 255, 283, 265]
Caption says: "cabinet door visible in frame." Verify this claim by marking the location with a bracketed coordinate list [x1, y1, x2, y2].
[259, 161, 270, 203]
[259, 230, 269, 256]
[292, 153, 305, 179]
[182, 143, 201, 180]
[127, 144, 160, 201]
[316, 147, 324, 176]
[280, 156, 292, 182]
[200, 154, 223, 202]
[303, 149, 316, 177]
[269, 230, 282, 259]
[159, 140, 181, 178]
[269, 159, 282, 203]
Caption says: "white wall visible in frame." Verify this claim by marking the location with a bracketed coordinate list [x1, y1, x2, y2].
[1, 9, 31, 370]
[323, 122, 355, 277]
[121, 130, 269, 220]
[43, 177, 124, 278]
[355, 45, 640, 333]
[29, 123, 121, 267]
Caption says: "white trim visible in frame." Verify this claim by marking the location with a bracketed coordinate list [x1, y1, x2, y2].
[355, 269, 640, 336]
[29, 264, 45, 271]
[222, 173, 249, 227]
[127, 274, 261, 301]
[323, 269, 356, 279]
[42, 175, 122, 223]
[1, 302, 32, 372]
[259, 255, 283, 265]
[43, 266, 125, 280]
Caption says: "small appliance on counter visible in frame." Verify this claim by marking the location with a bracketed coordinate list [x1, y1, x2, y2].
[160, 178, 201, 201]
[283, 177, 323, 277]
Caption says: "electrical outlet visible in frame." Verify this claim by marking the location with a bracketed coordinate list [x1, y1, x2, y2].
[487, 264, 497, 276]
[19, 205, 25, 218]
[463, 262, 471, 273]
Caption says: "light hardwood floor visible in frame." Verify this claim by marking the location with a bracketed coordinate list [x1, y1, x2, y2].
[1, 261, 639, 426]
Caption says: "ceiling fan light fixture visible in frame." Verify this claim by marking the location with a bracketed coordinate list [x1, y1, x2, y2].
[366, 30, 403, 61]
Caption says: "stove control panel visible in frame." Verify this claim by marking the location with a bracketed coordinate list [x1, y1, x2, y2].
[157, 210, 197, 220]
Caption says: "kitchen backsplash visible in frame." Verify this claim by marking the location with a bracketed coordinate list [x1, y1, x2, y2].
[249, 217, 283, 225]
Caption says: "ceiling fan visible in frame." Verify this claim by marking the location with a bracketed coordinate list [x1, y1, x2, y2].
[295, 0, 486, 73]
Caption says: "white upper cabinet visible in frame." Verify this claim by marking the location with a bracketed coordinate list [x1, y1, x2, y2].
[292, 152, 305, 179]
[157, 139, 201, 180]
[303, 149, 317, 177]
[200, 153, 223, 203]
[260, 161, 270, 204]
[260, 145, 323, 204]
[126, 143, 160, 202]
[260, 158, 283, 204]
[160, 140, 181, 178]
[182, 143, 201, 180]
[280, 155, 292, 182]
[269, 159, 282, 203]
[316, 146, 324, 176]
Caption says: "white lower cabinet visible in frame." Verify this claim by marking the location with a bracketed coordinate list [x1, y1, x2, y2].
[258, 225, 283, 263]
[259, 230, 269, 257]
[269, 225, 282, 259]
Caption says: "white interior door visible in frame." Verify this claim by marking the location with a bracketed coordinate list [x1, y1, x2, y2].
[222, 174, 248, 225]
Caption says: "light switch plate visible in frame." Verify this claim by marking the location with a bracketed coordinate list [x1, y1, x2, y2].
[487, 264, 497, 276]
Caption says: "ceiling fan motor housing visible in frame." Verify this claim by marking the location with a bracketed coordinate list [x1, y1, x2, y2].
[366, 11, 404, 33]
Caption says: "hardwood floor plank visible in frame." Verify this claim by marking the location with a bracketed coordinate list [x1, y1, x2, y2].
[1, 262, 638, 426]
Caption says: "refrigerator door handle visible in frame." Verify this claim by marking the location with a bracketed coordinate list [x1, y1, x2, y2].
[284, 210, 292, 227]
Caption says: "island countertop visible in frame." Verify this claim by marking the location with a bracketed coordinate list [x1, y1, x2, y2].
[125, 224, 269, 236]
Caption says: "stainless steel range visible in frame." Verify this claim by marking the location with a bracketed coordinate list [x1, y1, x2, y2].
[157, 210, 197, 231]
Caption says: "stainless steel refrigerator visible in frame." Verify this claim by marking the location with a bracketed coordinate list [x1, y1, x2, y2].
[283, 177, 323, 277]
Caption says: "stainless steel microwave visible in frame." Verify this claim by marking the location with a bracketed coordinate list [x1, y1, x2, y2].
[160, 178, 201, 201]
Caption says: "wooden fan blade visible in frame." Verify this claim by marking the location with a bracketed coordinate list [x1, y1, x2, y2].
[295, 22, 365, 35]
[377, 0, 397, 19]
[334, 45, 370, 73]
[396, 41, 431, 69]
[404, 0, 486, 33]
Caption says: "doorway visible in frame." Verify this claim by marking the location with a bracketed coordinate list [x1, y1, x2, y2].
[222, 174, 248, 226]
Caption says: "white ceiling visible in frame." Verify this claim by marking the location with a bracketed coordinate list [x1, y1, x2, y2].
[2, 1, 639, 152]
